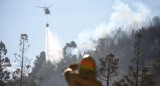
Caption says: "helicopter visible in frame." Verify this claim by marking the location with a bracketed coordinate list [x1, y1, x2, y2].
[35, 5, 53, 15]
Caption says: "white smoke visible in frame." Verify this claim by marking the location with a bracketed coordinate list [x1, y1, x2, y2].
[71, 0, 151, 56]
[45, 27, 63, 65]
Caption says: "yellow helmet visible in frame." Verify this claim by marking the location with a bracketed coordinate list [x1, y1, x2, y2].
[79, 54, 96, 79]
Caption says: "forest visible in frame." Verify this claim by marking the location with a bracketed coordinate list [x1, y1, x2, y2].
[0, 16, 160, 86]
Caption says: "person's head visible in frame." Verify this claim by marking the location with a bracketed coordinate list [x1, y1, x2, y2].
[79, 54, 96, 79]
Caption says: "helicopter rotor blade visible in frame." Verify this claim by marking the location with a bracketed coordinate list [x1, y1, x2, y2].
[35, 6, 45, 8]
[47, 5, 53, 8]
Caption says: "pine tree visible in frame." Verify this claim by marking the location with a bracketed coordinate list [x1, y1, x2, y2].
[97, 53, 119, 86]
[14, 34, 31, 86]
[113, 66, 136, 86]
[113, 30, 156, 86]
[139, 67, 156, 86]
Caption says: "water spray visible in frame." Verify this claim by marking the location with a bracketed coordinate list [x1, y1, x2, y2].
[36, 5, 63, 65]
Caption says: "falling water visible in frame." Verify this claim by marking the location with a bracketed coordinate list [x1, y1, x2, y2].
[45, 26, 63, 65]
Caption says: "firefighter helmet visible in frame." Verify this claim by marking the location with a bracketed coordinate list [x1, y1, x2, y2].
[79, 54, 96, 79]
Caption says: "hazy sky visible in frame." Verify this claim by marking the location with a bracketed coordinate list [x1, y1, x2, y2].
[0, 0, 160, 70]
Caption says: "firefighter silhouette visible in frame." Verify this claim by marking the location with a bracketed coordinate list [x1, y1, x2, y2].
[62, 54, 102, 86]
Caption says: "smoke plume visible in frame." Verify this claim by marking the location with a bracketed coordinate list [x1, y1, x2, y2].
[71, 0, 152, 56]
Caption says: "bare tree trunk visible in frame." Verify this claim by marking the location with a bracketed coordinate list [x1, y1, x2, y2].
[20, 40, 24, 86]
[0, 51, 2, 81]
[107, 64, 110, 86]
[136, 53, 139, 86]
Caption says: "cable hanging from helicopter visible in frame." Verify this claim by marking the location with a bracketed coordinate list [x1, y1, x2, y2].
[35, 5, 53, 27]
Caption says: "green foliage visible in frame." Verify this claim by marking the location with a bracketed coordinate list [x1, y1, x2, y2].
[32, 52, 45, 75]
[140, 67, 156, 86]
[113, 65, 136, 86]
[147, 57, 160, 85]
[132, 30, 144, 86]
[0, 41, 11, 85]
